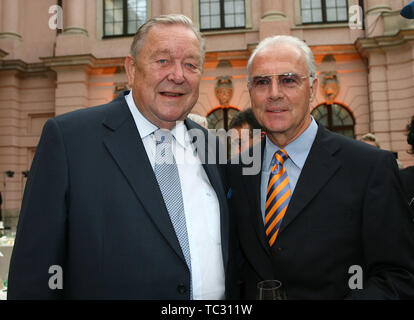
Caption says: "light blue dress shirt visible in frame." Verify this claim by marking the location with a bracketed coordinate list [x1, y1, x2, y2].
[260, 117, 318, 221]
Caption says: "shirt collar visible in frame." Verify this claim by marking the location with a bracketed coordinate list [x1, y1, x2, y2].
[264, 116, 318, 170]
[125, 91, 190, 149]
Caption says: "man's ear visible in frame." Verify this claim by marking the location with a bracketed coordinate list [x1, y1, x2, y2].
[124, 55, 136, 87]
[310, 77, 318, 102]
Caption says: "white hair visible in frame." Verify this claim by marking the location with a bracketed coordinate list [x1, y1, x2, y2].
[247, 35, 316, 86]
[130, 14, 206, 68]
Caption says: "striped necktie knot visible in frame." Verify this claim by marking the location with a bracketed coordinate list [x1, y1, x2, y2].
[265, 148, 291, 247]
[272, 149, 289, 166]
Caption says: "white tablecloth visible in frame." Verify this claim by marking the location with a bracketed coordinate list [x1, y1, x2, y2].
[0, 243, 13, 299]
[0, 245, 13, 278]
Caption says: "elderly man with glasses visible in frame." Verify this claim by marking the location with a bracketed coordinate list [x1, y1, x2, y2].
[226, 35, 414, 299]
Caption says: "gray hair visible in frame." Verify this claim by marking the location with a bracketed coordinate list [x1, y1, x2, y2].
[247, 35, 316, 86]
[129, 14, 206, 68]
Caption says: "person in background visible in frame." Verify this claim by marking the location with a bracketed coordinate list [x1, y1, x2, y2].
[400, 116, 414, 209]
[226, 34, 414, 299]
[360, 133, 380, 148]
[229, 108, 262, 154]
[360, 132, 404, 169]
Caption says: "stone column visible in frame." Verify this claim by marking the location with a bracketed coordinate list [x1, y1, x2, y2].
[0, 0, 22, 59]
[56, 0, 89, 56]
[0, 0, 21, 40]
[54, 66, 90, 116]
[259, 0, 290, 40]
[64, 0, 88, 35]
[365, 0, 391, 37]
[161, 0, 181, 15]
[151, 0, 162, 17]
[180, 0, 193, 21]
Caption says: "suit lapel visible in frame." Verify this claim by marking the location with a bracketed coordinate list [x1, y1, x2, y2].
[279, 125, 342, 234]
[102, 94, 185, 264]
[241, 138, 273, 257]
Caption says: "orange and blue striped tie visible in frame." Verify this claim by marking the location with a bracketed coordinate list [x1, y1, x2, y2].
[265, 149, 291, 247]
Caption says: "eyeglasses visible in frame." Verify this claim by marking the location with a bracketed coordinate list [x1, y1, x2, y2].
[248, 73, 310, 91]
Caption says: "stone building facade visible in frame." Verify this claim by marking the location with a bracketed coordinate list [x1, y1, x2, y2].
[0, 0, 413, 226]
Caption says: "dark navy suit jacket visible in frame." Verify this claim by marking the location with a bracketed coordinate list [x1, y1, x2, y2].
[8, 91, 236, 299]
[227, 124, 414, 299]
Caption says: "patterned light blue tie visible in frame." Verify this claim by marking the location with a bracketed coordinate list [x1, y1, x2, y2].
[154, 129, 193, 299]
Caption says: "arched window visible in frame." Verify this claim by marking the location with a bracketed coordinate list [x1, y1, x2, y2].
[311, 103, 355, 138]
[206, 106, 240, 130]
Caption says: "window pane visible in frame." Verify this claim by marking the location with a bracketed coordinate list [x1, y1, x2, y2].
[311, 0, 321, 9]
[312, 8, 323, 22]
[235, 0, 244, 13]
[200, 3, 210, 15]
[337, 7, 347, 20]
[113, 0, 123, 9]
[235, 13, 245, 26]
[200, 16, 210, 29]
[128, 8, 137, 20]
[311, 105, 329, 126]
[114, 22, 123, 35]
[302, 9, 312, 23]
[127, 0, 146, 33]
[114, 8, 123, 21]
[105, 0, 114, 10]
[225, 14, 235, 27]
[104, 0, 124, 36]
[337, 0, 347, 7]
[301, 0, 311, 9]
[326, 8, 337, 21]
[200, 0, 223, 29]
[211, 2, 220, 15]
[105, 10, 114, 22]
[200, 0, 244, 30]
[224, 0, 234, 14]
[211, 15, 221, 28]
[326, 0, 336, 8]
[105, 23, 114, 35]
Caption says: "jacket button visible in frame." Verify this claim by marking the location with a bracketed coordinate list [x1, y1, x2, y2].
[278, 247, 283, 251]
[177, 284, 187, 294]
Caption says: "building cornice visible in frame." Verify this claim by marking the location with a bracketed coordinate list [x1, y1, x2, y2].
[40, 54, 125, 69]
[355, 29, 414, 57]
[0, 59, 50, 74]
[0, 54, 126, 75]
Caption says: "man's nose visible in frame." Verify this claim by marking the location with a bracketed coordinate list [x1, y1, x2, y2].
[269, 76, 283, 99]
[167, 62, 185, 83]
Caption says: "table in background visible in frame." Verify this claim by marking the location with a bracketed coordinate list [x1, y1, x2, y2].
[0, 237, 14, 300]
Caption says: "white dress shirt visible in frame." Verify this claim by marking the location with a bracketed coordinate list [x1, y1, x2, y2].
[125, 91, 225, 300]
